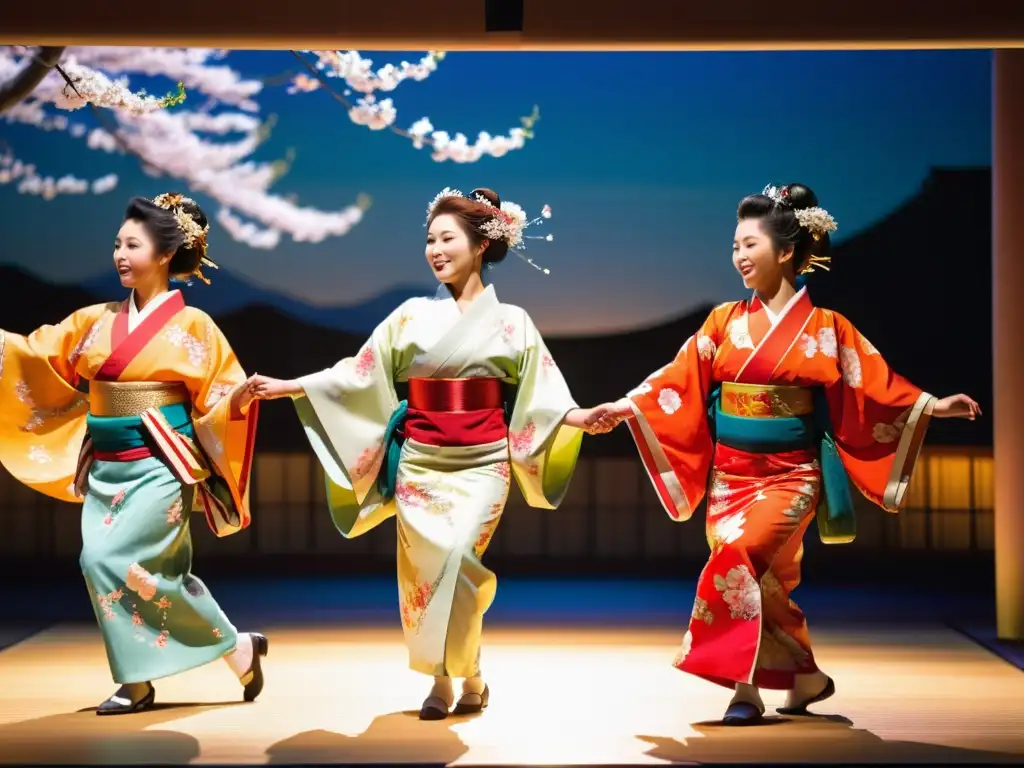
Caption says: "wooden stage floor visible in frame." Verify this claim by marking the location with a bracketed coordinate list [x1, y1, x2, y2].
[0, 622, 1020, 765]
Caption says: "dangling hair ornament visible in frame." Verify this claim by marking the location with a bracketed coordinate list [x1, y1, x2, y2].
[426, 187, 555, 274]
[152, 192, 217, 285]
[762, 184, 838, 275]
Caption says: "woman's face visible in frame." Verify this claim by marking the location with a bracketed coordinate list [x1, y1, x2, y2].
[732, 217, 791, 293]
[113, 219, 170, 289]
[425, 213, 486, 284]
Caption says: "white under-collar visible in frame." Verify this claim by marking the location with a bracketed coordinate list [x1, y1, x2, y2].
[128, 289, 177, 332]
[753, 286, 807, 328]
[433, 283, 495, 303]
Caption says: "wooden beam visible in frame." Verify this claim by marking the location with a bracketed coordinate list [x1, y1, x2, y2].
[521, 1, 1024, 49]
[1, 0, 1022, 48]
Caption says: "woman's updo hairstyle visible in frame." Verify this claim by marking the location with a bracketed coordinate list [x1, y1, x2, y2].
[737, 183, 831, 274]
[124, 193, 212, 281]
[428, 187, 510, 266]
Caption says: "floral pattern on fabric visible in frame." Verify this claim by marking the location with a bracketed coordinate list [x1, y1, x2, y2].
[714, 565, 761, 621]
[400, 567, 447, 634]
[104, 489, 128, 526]
[164, 325, 208, 368]
[395, 481, 454, 520]
[126, 563, 158, 602]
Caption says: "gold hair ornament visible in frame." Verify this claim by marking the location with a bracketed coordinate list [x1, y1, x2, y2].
[761, 184, 839, 275]
[152, 192, 217, 285]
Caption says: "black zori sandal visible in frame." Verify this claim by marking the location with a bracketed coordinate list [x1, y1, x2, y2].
[722, 700, 764, 726]
[241, 633, 269, 702]
[453, 685, 489, 716]
[419, 695, 451, 721]
[96, 682, 155, 716]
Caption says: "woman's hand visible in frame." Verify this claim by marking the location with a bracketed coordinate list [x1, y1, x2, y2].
[932, 393, 982, 420]
[229, 375, 260, 418]
[249, 375, 303, 401]
[582, 399, 633, 434]
[565, 401, 632, 435]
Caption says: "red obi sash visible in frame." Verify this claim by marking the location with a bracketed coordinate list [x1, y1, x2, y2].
[405, 377, 506, 447]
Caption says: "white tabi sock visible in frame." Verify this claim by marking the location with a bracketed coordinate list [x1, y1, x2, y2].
[731, 682, 765, 713]
[110, 681, 152, 706]
[429, 675, 454, 707]
[785, 669, 828, 708]
[461, 675, 486, 695]
[223, 632, 253, 680]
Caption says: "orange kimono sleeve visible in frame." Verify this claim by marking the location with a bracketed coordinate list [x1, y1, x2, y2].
[186, 315, 259, 536]
[0, 306, 106, 501]
[622, 310, 721, 521]
[826, 314, 935, 512]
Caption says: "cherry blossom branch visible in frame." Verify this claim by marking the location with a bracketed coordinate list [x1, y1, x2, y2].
[70, 47, 260, 111]
[0, 46, 371, 249]
[0, 141, 118, 199]
[289, 50, 539, 163]
[0, 46, 64, 113]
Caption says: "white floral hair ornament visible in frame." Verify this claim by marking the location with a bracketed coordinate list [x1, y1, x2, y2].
[152, 192, 218, 284]
[762, 184, 839, 275]
[426, 187, 554, 274]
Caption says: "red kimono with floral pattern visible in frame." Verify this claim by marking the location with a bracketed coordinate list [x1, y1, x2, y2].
[624, 287, 934, 689]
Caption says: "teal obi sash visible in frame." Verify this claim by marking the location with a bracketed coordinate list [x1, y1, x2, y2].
[87, 402, 195, 453]
[376, 400, 408, 501]
[708, 386, 856, 544]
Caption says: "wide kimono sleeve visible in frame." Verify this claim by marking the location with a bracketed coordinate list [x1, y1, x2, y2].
[622, 310, 722, 521]
[184, 314, 259, 536]
[0, 306, 106, 502]
[826, 314, 935, 513]
[292, 303, 404, 537]
[507, 310, 583, 509]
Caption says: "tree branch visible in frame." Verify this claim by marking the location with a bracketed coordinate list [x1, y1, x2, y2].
[0, 46, 65, 114]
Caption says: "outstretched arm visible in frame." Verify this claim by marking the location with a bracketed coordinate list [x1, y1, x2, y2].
[932, 394, 981, 419]
[249, 375, 304, 401]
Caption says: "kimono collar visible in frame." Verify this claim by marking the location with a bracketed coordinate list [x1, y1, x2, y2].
[128, 289, 180, 332]
[433, 283, 497, 304]
[748, 286, 811, 316]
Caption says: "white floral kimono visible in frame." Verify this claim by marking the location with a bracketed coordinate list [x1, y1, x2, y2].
[294, 284, 583, 677]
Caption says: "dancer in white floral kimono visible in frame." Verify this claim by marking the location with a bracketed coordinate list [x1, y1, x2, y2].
[0, 194, 266, 715]
[251, 188, 613, 719]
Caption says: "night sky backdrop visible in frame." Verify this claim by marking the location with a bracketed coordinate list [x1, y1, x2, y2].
[0, 49, 991, 336]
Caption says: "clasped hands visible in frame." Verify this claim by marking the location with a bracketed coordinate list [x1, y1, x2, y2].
[230, 373, 300, 415]
[572, 399, 633, 435]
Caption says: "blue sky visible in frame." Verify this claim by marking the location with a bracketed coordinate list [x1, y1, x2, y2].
[0, 50, 992, 335]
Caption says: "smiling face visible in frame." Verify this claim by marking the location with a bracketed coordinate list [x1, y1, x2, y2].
[113, 219, 171, 290]
[425, 213, 487, 284]
[732, 217, 792, 293]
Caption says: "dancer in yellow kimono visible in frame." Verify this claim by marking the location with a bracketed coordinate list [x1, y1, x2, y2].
[587, 183, 980, 725]
[250, 187, 612, 719]
[0, 193, 267, 715]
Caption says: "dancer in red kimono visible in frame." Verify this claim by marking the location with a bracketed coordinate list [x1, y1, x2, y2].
[589, 183, 980, 725]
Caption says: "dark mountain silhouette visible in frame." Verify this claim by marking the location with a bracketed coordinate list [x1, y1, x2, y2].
[0, 166, 993, 454]
[79, 268, 435, 335]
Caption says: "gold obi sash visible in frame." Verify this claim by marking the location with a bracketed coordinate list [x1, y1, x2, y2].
[89, 380, 190, 417]
[719, 382, 814, 419]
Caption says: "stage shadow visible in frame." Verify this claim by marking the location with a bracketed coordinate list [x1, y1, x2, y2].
[75, 700, 246, 714]
[0, 703, 237, 764]
[639, 713, 1022, 764]
[265, 710, 470, 764]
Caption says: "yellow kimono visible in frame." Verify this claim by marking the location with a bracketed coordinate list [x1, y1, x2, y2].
[0, 289, 258, 684]
[295, 284, 582, 677]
